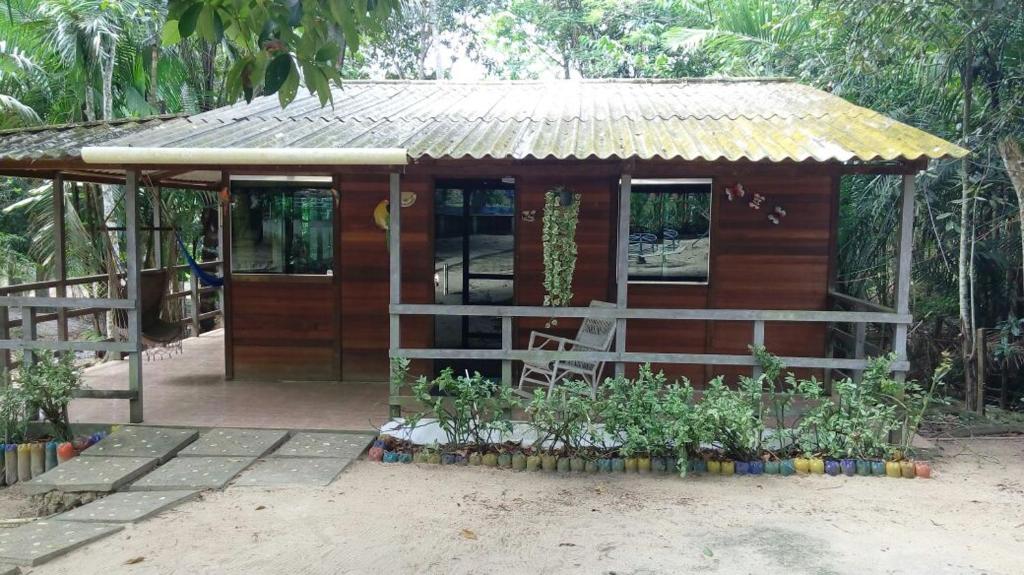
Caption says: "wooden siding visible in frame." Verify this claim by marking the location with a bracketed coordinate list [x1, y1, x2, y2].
[229, 276, 338, 380]
[338, 174, 433, 381]
[223, 160, 838, 385]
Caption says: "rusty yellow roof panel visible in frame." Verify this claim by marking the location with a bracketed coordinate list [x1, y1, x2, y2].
[0, 80, 967, 165]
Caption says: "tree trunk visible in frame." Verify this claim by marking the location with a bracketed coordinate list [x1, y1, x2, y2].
[959, 46, 977, 411]
[101, 41, 115, 121]
[149, 43, 160, 109]
[997, 138, 1024, 295]
[83, 75, 95, 121]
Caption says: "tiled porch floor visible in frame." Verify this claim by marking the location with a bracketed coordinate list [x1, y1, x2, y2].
[70, 330, 389, 431]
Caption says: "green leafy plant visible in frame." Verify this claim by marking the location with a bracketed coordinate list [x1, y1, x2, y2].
[525, 381, 594, 456]
[696, 375, 758, 460]
[16, 351, 84, 441]
[601, 364, 670, 458]
[541, 187, 581, 327]
[411, 368, 518, 450]
[880, 352, 953, 457]
[661, 377, 707, 475]
[0, 383, 27, 444]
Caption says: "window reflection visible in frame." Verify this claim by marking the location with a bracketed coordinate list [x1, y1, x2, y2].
[231, 183, 334, 275]
[628, 181, 711, 282]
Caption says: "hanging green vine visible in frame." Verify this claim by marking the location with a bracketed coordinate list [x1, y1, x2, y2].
[542, 187, 581, 327]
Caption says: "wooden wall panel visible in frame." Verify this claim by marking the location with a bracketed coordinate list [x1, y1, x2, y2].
[230, 277, 338, 380]
[626, 285, 709, 384]
[337, 173, 433, 381]
[706, 175, 833, 381]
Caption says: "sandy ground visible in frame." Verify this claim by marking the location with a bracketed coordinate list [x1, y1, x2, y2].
[0, 437, 1015, 575]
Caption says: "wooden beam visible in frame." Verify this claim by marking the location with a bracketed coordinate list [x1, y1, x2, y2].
[220, 173, 234, 380]
[125, 169, 144, 423]
[501, 315, 512, 387]
[614, 173, 631, 377]
[0, 305, 9, 385]
[152, 186, 162, 268]
[390, 303, 911, 325]
[53, 175, 68, 342]
[393, 347, 909, 372]
[388, 171, 401, 418]
[72, 389, 138, 400]
[752, 320, 765, 379]
[21, 306, 36, 370]
[0, 340, 137, 352]
[892, 174, 916, 387]
[0, 296, 135, 308]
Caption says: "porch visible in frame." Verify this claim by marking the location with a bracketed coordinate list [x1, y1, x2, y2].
[71, 329, 389, 430]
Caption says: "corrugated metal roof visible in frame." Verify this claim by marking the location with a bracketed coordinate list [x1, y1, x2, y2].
[1, 80, 967, 164]
[0, 115, 182, 163]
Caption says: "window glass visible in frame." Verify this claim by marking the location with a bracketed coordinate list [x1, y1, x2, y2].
[230, 183, 334, 274]
[628, 180, 711, 282]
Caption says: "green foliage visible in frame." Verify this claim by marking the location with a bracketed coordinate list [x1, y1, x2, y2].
[411, 367, 518, 449]
[525, 380, 595, 455]
[166, 0, 400, 107]
[541, 187, 581, 326]
[0, 385, 28, 444]
[15, 351, 84, 441]
[601, 364, 675, 457]
[696, 375, 758, 460]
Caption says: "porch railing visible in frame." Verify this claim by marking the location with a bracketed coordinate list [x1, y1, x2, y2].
[0, 260, 223, 409]
[388, 300, 911, 414]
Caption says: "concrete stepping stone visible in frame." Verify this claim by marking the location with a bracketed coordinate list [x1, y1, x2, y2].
[234, 457, 352, 487]
[84, 426, 198, 463]
[179, 428, 289, 458]
[129, 457, 256, 491]
[0, 520, 122, 566]
[271, 432, 374, 460]
[22, 456, 158, 494]
[0, 564, 18, 575]
[55, 490, 200, 523]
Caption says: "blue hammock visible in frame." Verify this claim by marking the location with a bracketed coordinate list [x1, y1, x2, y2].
[175, 233, 224, 288]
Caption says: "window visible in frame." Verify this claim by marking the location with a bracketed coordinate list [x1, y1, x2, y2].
[230, 181, 334, 275]
[628, 179, 712, 283]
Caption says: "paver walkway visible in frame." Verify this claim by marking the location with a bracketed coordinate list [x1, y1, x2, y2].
[0, 521, 123, 566]
[2, 426, 373, 571]
[55, 490, 199, 523]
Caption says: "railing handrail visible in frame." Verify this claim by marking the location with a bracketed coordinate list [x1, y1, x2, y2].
[391, 303, 911, 325]
[0, 260, 223, 296]
[828, 290, 896, 314]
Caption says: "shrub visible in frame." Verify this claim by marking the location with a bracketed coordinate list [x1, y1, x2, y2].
[525, 380, 595, 455]
[696, 375, 758, 460]
[16, 351, 83, 441]
[411, 367, 519, 449]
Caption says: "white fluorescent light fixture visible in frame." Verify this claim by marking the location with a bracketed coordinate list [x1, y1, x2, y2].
[81, 147, 408, 166]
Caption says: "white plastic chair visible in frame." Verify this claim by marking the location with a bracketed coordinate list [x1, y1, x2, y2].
[517, 300, 617, 396]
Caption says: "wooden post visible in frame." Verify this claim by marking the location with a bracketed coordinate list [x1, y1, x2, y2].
[975, 328, 986, 415]
[21, 306, 36, 371]
[53, 175, 68, 343]
[152, 187, 162, 269]
[501, 315, 512, 387]
[125, 170, 144, 423]
[22, 305, 37, 420]
[752, 320, 765, 379]
[216, 196, 225, 317]
[892, 175, 915, 383]
[852, 321, 866, 383]
[0, 305, 9, 385]
[388, 172, 401, 418]
[189, 272, 201, 337]
[890, 174, 916, 442]
[614, 174, 631, 377]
